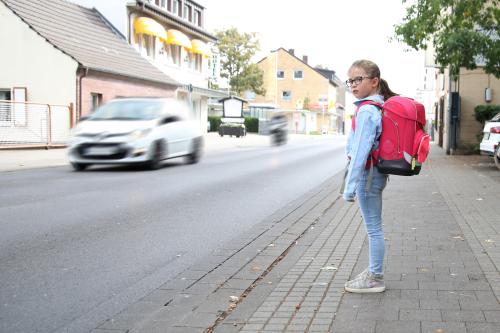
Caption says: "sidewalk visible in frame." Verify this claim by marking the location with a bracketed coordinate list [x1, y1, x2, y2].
[89, 146, 499, 333]
[0, 133, 329, 172]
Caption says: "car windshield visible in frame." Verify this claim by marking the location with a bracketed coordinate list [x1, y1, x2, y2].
[491, 112, 500, 122]
[89, 100, 164, 121]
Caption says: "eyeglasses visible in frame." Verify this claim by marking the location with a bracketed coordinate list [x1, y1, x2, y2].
[345, 76, 372, 87]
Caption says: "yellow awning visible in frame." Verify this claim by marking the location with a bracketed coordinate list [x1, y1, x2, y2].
[191, 39, 212, 57]
[166, 29, 192, 49]
[134, 17, 167, 40]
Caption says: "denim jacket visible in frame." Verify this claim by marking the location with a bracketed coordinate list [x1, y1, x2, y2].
[343, 94, 384, 201]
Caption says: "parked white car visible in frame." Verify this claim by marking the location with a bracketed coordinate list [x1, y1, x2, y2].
[479, 111, 500, 169]
[68, 98, 203, 171]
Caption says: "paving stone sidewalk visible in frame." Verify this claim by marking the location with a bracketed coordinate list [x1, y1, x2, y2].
[215, 147, 500, 333]
[90, 146, 499, 333]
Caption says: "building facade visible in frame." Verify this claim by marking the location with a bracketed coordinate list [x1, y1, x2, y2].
[432, 68, 500, 153]
[127, 0, 227, 133]
[0, 0, 179, 118]
[253, 48, 345, 134]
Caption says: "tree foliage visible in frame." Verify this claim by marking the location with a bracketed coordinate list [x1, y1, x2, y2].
[394, 0, 500, 78]
[214, 27, 265, 95]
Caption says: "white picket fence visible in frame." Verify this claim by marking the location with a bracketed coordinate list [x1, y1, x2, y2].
[0, 100, 73, 148]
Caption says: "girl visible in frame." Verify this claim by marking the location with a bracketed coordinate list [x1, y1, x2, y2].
[342, 60, 397, 293]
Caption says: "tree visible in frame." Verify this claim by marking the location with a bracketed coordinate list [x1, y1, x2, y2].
[394, 0, 500, 79]
[215, 27, 265, 95]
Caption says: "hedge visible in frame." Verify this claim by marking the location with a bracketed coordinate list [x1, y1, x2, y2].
[208, 116, 221, 132]
[474, 104, 500, 124]
[244, 117, 259, 133]
[208, 116, 259, 133]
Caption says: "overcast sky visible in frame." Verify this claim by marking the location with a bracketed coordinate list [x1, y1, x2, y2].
[70, 0, 425, 97]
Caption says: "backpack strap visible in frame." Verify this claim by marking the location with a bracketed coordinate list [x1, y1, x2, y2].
[351, 100, 383, 192]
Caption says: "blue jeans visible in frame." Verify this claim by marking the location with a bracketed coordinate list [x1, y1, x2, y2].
[357, 167, 388, 275]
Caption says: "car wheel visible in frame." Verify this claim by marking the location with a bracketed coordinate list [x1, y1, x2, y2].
[147, 141, 165, 170]
[187, 137, 202, 164]
[71, 162, 90, 171]
[494, 144, 500, 171]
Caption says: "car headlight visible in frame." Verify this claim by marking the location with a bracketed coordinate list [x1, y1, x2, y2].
[129, 128, 152, 140]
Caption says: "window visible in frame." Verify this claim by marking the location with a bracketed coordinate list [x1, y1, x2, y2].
[245, 91, 256, 100]
[160, 0, 167, 9]
[0, 89, 12, 122]
[193, 53, 203, 72]
[277, 70, 284, 79]
[172, 0, 180, 15]
[294, 70, 303, 79]
[183, 4, 191, 21]
[169, 44, 181, 65]
[282, 91, 292, 101]
[0, 89, 11, 101]
[91, 93, 103, 112]
[138, 34, 155, 58]
[194, 10, 201, 26]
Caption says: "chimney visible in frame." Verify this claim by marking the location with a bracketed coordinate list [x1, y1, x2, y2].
[288, 49, 295, 56]
[302, 55, 308, 64]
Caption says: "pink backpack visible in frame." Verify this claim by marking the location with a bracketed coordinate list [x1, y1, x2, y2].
[353, 96, 430, 176]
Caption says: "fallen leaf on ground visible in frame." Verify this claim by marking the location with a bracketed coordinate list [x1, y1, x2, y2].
[251, 266, 261, 272]
[295, 304, 301, 310]
[320, 266, 338, 271]
[229, 296, 239, 303]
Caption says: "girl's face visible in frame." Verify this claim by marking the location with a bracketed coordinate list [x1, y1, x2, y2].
[347, 67, 379, 99]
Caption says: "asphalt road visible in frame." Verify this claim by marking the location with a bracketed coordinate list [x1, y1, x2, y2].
[0, 136, 347, 333]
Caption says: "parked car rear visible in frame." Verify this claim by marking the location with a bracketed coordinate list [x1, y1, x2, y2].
[479, 112, 500, 156]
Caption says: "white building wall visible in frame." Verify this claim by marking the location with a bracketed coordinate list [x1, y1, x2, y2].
[0, 1, 78, 106]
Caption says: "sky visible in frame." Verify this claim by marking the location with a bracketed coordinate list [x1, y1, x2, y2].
[70, 0, 425, 97]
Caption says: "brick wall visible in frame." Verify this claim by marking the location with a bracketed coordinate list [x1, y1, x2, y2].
[79, 70, 177, 117]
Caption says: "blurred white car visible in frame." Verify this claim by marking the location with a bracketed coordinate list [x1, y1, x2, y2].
[68, 98, 203, 171]
[479, 112, 500, 155]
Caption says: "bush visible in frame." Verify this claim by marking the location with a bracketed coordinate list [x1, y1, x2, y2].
[474, 105, 500, 124]
[208, 116, 221, 132]
[244, 117, 259, 133]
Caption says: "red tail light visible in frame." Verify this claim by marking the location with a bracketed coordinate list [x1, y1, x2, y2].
[491, 126, 500, 134]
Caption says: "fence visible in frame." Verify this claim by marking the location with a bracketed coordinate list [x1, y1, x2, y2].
[0, 100, 73, 149]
